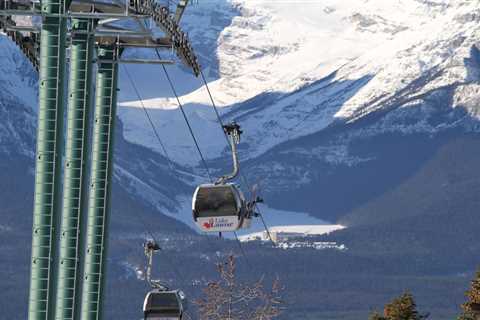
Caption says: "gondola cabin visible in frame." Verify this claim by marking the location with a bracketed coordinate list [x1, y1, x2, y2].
[192, 183, 251, 232]
[143, 289, 185, 320]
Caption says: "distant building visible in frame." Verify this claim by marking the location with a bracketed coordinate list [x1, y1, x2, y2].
[267, 231, 305, 243]
[240, 225, 345, 243]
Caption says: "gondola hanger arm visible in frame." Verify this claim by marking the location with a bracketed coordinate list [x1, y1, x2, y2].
[216, 122, 242, 185]
[144, 240, 169, 290]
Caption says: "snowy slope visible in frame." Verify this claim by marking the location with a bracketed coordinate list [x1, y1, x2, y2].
[238, 224, 345, 242]
[118, 0, 480, 167]
[3, 0, 480, 232]
[0, 36, 37, 158]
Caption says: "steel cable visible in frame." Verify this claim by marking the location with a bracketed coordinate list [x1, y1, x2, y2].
[123, 63, 193, 288]
[153, 48, 256, 265]
[156, 53, 213, 181]
[122, 64, 176, 172]
[199, 69, 276, 246]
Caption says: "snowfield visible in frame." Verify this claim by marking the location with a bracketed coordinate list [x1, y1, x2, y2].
[0, 37, 37, 157]
[238, 224, 346, 242]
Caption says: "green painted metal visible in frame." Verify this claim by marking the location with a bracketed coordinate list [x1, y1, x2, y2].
[28, 1, 69, 319]
[80, 44, 120, 320]
[54, 18, 96, 320]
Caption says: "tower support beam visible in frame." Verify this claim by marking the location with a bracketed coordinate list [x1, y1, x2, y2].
[55, 17, 96, 320]
[28, 1, 69, 319]
[80, 44, 120, 320]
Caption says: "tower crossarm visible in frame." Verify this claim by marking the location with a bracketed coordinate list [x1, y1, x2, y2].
[96, 34, 171, 48]
[0, 0, 201, 75]
[128, 0, 201, 76]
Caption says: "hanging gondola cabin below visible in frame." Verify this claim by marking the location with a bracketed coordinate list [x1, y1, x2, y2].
[143, 289, 186, 320]
[192, 183, 252, 232]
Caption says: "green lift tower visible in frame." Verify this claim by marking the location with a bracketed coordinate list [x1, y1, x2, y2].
[55, 17, 96, 320]
[0, 1, 200, 319]
[30, 0, 69, 319]
[80, 43, 121, 320]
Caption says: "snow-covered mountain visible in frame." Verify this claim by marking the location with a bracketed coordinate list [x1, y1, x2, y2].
[119, 0, 480, 164]
[2, 0, 480, 229]
[0, 36, 37, 158]
[110, 0, 480, 227]
[4, 2, 480, 319]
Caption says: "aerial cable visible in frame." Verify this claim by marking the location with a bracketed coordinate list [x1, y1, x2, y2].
[234, 231, 253, 269]
[125, 200, 162, 259]
[122, 64, 194, 245]
[151, 46, 254, 263]
[199, 69, 229, 145]
[198, 69, 249, 190]
[245, 181, 276, 246]
[142, 243, 189, 320]
[114, 65, 190, 283]
[153, 47, 213, 182]
[258, 212, 275, 246]
[140, 23, 257, 263]
[161, 58, 256, 262]
[119, 20, 217, 293]
[141, 228, 190, 288]
[140, 19, 212, 180]
[122, 64, 176, 172]
[127, 37, 250, 266]
[199, 68, 276, 246]
[239, 174, 276, 246]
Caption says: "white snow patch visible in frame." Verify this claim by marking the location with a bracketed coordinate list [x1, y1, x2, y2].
[0, 35, 38, 109]
[238, 224, 345, 242]
[169, 196, 334, 236]
[277, 241, 347, 251]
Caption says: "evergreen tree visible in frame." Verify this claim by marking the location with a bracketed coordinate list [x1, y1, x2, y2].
[459, 270, 480, 320]
[369, 292, 428, 320]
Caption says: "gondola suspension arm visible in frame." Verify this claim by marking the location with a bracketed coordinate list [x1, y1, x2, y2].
[144, 240, 169, 290]
[216, 122, 242, 185]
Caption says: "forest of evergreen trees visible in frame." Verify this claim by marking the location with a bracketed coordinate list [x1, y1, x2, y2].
[366, 270, 480, 320]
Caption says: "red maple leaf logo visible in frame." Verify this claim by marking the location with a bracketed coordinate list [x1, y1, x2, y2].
[203, 219, 214, 229]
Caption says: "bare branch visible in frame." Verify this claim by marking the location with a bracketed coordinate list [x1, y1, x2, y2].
[195, 255, 284, 320]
